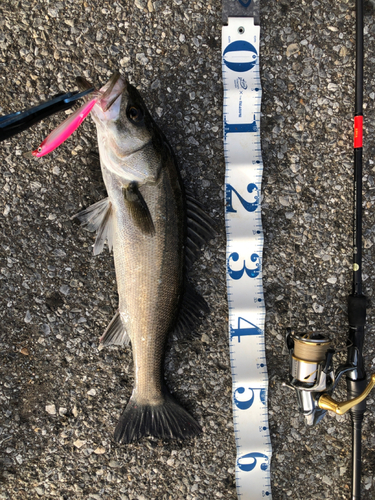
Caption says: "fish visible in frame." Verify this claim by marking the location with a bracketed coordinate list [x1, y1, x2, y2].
[72, 72, 216, 444]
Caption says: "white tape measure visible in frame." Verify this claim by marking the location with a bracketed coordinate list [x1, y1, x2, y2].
[222, 17, 272, 499]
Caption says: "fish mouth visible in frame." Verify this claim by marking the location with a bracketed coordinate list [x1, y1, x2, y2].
[100, 72, 122, 100]
[75, 72, 126, 126]
[76, 72, 125, 111]
[99, 73, 126, 112]
[103, 93, 122, 112]
[76, 76, 102, 101]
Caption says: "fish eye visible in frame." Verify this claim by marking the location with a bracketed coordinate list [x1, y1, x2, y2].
[128, 106, 143, 122]
[38, 147, 42, 153]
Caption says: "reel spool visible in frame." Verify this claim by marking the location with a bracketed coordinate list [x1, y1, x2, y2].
[291, 333, 332, 385]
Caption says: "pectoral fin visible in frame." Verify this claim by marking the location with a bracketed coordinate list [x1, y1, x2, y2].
[71, 197, 114, 255]
[123, 182, 155, 236]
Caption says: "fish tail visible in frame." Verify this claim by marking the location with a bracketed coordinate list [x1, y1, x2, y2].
[114, 391, 201, 444]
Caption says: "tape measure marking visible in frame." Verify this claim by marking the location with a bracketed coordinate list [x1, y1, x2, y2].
[222, 17, 272, 499]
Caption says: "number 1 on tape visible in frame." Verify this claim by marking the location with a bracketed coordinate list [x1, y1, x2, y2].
[222, 17, 272, 499]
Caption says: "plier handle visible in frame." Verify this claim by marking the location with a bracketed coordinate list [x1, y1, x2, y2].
[0, 87, 95, 142]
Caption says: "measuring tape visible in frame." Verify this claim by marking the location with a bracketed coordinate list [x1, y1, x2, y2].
[222, 16, 272, 499]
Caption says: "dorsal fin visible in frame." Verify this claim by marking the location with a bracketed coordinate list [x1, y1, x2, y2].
[171, 283, 209, 339]
[185, 192, 216, 268]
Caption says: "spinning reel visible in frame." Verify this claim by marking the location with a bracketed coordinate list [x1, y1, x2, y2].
[285, 331, 375, 426]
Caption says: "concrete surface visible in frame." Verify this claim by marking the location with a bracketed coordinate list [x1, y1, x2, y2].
[1, 0, 375, 499]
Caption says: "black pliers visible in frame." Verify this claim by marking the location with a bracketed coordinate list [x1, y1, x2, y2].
[0, 87, 95, 142]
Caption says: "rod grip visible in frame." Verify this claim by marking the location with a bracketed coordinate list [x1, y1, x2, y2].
[347, 378, 368, 415]
[348, 294, 366, 327]
[347, 378, 367, 500]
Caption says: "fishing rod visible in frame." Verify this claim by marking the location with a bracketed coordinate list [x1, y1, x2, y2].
[285, 0, 375, 498]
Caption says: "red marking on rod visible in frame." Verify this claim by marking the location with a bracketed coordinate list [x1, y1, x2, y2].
[354, 115, 363, 148]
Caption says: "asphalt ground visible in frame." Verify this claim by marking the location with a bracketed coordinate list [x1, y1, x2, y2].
[1, 0, 375, 499]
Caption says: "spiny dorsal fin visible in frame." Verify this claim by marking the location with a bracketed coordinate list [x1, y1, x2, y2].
[71, 197, 114, 255]
[99, 310, 130, 348]
[123, 182, 155, 236]
[185, 192, 216, 268]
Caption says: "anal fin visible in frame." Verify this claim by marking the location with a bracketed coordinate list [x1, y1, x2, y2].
[99, 311, 130, 348]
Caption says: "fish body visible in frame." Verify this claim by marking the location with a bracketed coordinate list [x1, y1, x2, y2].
[73, 73, 214, 443]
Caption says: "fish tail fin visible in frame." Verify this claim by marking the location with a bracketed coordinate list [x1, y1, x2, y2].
[114, 391, 201, 444]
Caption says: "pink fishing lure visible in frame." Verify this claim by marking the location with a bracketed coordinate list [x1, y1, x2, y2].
[31, 97, 98, 157]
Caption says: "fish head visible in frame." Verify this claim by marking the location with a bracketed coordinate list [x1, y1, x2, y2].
[81, 72, 161, 182]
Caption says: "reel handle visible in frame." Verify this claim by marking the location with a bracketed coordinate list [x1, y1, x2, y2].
[318, 373, 375, 415]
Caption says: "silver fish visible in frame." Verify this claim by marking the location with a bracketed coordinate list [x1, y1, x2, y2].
[73, 73, 215, 443]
